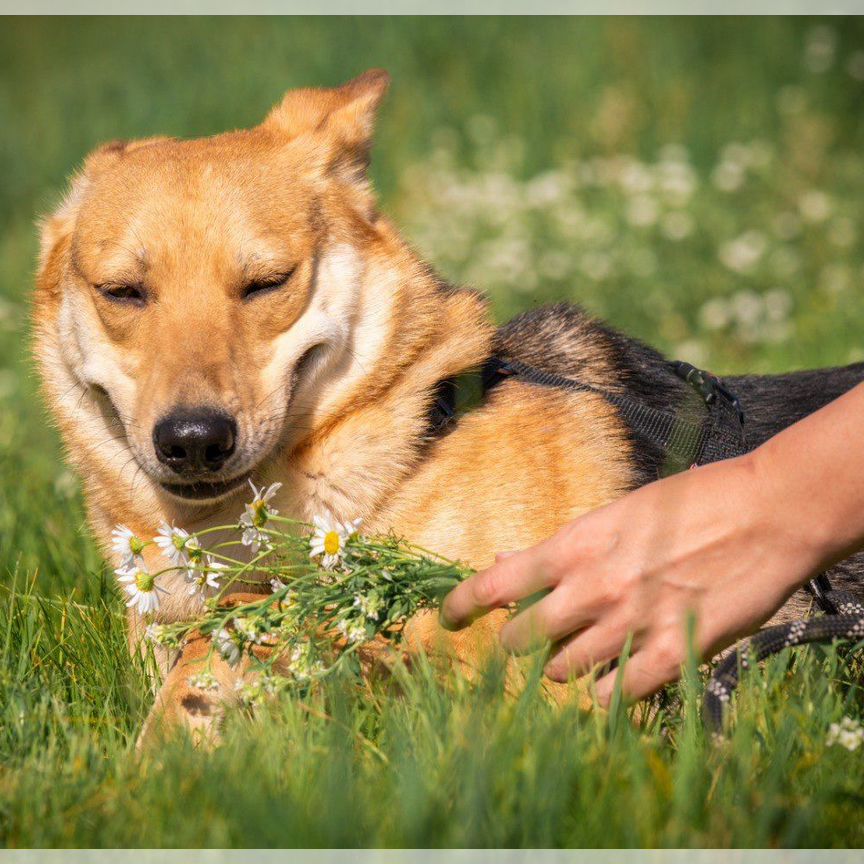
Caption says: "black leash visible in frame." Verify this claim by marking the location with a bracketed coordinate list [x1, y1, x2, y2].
[431, 354, 864, 735]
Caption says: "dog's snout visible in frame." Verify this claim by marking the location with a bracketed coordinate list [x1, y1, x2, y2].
[153, 408, 237, 474]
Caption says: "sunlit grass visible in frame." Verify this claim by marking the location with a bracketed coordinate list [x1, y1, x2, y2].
[1, 16, 864, 848]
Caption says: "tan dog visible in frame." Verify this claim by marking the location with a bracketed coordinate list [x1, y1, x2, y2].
[33, 70, 647, 739]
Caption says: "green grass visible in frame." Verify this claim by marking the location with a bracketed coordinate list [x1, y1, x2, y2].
[2, 16, 864, 848]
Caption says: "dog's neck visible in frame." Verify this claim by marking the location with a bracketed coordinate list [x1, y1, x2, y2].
[267, 223, 495, 528]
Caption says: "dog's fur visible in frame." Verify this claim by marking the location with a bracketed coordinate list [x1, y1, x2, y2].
[33, 70, 864, 739]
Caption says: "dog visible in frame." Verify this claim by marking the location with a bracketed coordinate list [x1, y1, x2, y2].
[32, 69, 864, 740]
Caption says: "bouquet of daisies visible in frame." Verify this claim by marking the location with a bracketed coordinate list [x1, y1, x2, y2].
[110, 481, 469, 702]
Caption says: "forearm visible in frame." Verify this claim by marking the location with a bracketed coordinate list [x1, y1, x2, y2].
[751, 381, 864, 576]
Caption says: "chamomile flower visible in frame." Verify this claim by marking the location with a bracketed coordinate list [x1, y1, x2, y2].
[186, 555, 228, 598]
[353, 591, 384, 621]
[214, 628, 242, 667]
[144, 623, 167, 643]
[111, 525, 147, 573]
[153, 522, 200, 571]
[336, 617, 367, 645]
[310, 515, 362, 570]
[234, 615, 266, 645]
[239, 481, 282, 553]
[118, 567, 166, 616]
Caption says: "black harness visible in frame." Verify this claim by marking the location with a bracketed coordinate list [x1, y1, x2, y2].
[431, 356, 747, 468]
[431, 356, 864, 736]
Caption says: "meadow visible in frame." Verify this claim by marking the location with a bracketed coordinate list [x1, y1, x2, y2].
[1, 16, 864, 847]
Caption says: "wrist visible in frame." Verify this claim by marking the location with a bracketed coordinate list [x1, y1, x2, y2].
[746, 442, 836, 585]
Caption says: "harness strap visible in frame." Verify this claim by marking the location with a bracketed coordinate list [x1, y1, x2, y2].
[430, 355, 748, 472]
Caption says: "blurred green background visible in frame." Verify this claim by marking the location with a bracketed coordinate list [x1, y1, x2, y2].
[2, 18, 864, 847]
[2, 16, 864, 594]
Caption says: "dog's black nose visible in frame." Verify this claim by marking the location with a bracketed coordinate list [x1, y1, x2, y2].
[153, 408, 237, 474]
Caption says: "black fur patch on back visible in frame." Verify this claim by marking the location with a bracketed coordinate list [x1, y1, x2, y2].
[493, 304, 705, 485]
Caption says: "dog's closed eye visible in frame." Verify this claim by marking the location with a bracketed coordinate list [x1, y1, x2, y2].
[241, 268, 296, 301]
[97, 283, 147, 307]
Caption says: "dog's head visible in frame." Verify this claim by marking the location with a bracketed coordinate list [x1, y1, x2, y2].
[35, 70, 395, 507]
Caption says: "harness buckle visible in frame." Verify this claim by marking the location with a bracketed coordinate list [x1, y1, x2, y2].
[672, 360, 745, 426]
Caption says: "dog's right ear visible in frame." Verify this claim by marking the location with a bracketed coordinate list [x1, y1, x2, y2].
[263, 69, 390, 180]
[37, 137, 168, 286]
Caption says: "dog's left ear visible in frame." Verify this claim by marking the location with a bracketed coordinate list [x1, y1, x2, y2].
[264, 69, 390, 179]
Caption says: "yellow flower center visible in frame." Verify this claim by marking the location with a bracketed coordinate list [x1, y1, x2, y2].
[129, 536, 145, 555]
[323, 531, 341, 556]
[135, 571, 155, 592]
[253, 500, 269, 528]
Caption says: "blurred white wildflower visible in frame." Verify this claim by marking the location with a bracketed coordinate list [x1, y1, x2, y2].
[353, 592, 384, 622]
[337, 618, 367, 645]
[826, 716, 864, 751]
[53, 469, 78, 500]
[310, 515, 361, 570]
[661, 211, 694, 241]
[189, 671, 219, 691]
[718, 231, 767, 274]
[700, 297, 731, 331]
[711, 160, 745, 193]
[580, 251, 613, 282]
[847, 50, 864, 81]
[144, 623, 167, 643]
[626, 195, 659, 228]
[619, 160, 654, 195]
[214, 628, 242, 667]
[820, 264, 852, 297]
[804, 25, 836, 74]
[799, 190, 832, 223]
[234, 615, 266, 646]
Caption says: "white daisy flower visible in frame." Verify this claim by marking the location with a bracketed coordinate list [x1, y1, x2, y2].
[214, 628, 242, 667]
[153, 522, 200, 571]
[310, 515, 361, 570]
[111, 525, 147, 573]
[118, 567, 166, 616]
[270, 576, 287, 592]
[186, 555, 228, 598]
[239, 480, 282, 553]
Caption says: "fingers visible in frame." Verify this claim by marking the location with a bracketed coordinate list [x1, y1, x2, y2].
[594, 634, 686, 707]
[498, 582, 594, 654]
[440, 546, 559, 631]
[542, 618, 630, 682]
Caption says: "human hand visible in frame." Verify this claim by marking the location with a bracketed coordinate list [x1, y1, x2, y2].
[440, 452, 826, 706]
